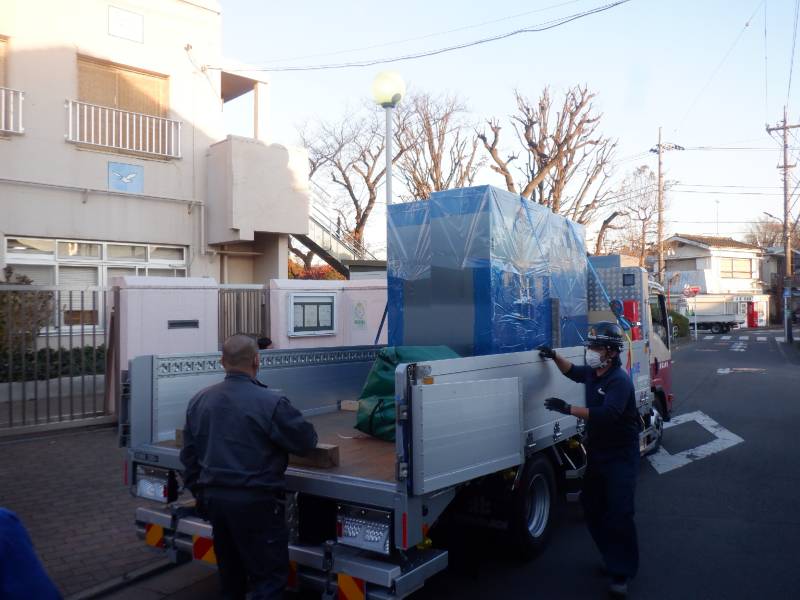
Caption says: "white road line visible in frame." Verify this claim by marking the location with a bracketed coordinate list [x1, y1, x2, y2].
[776, 337, 785, 343]
[704, 335, 714, 340]
[647, 411, 744, 475]
[739, 336, 749, 341]
[721, 335, 732, 340]
[717, 368, 731, 374]
[757, 336, 768, 342]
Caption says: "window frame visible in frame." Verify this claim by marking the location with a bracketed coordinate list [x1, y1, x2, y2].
[288, 293, 337, 337]
[719, 257, 752, 279]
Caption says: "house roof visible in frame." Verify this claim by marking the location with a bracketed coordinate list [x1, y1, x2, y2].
[667, 234, 761, 251]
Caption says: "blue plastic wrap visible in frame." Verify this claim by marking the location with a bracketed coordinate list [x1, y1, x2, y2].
[388, 185, 588, 356]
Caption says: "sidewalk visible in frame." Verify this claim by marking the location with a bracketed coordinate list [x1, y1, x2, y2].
[0, 426, 164, 597]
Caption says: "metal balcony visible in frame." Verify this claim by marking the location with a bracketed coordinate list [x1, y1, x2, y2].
[65, 99, 181, 159]
[0, 87, 24, 134]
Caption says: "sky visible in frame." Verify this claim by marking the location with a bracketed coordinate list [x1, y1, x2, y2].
[218, 0, 799, 252]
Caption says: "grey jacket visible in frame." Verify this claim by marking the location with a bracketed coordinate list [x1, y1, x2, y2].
[180, 371, 318, 494]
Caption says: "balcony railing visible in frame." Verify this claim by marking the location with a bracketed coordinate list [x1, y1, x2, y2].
[65, 99, 181, 159]
[0, 87, 24, 134]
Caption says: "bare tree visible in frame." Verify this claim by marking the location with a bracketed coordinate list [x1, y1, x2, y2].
[610, 166, 659, 266]
[395, 93, 483, 200]
[301, 105, 412, 243]
[745, 216, 800, 248]
[479, 85, 618, 228]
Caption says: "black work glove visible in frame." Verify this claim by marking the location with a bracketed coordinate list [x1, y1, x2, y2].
[544, 397, 571, 415]
[538, 345, 557, 360]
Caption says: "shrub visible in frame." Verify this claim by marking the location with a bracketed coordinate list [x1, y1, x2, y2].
[0, 345, 105, 383]
[669, 311, 689, 338]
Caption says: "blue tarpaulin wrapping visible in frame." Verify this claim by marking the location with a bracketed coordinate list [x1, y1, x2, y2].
[387, 185, 588, 356]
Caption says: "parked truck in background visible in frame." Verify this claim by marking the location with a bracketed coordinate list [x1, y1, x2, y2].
[122, 256, 673, 599]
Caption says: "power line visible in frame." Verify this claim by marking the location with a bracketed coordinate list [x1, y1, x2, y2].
[671, 189, 784, 196]
[216, 0, 633, 72]
[764, 0, 769, 122]
[677, 0, 765, 129]
[253, 0, 588, 64]
[788, 0, 800, 103]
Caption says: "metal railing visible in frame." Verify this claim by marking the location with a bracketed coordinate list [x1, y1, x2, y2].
[0, 87, 24, 134]
[218, 286, 270, 348]
[1, 285, 109, 432]
[65, 99, 182, 159]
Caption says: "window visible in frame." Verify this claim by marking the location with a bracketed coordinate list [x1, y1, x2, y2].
[4, 264, 55, 285]
[150, 245, 184, 261]
[108, 244, 146, 261]
[649, 295, 670, 348]
[58, 266, 100, 326]
[720, 258, 751, 279]
[58, 241, 101, 260]
[289, 294, 336, 336]
[6, 237, 55, 256]
[78, 56, 167, 117]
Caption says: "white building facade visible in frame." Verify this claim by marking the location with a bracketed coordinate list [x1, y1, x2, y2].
[0, 0, 309, 294]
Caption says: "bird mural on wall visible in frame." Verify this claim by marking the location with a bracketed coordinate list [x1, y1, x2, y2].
[112, 171, 138, 184]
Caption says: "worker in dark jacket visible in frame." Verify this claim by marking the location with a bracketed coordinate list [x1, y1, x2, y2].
[0, 508, 61, 600]
[180, 334, 318, 600]
[540, 321, 639, 598]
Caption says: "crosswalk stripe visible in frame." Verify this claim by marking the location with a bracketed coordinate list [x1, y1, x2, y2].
[776, 337, 785, 343]
[721, 336, 731, 340]
[739, 336, 749, 340]
[757, 336, 767, 342]
[704, 335, 714, 340]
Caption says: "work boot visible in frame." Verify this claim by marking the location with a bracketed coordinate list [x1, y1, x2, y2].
[608, 576, 628, 597]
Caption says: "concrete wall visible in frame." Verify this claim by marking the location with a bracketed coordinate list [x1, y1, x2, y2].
[269, 279, 387, 350]
[115, 276, 219, 367]
[206, 135, 309, 244]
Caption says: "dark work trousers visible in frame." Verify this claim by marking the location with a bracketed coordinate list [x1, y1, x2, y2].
[202, 488, 288, 600]
[580, 444, 640, 579]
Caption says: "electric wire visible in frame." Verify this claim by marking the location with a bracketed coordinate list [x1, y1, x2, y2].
[216, 1, 633, 72]
[788, 0, 800, 103]
[764, 0, 769, 122]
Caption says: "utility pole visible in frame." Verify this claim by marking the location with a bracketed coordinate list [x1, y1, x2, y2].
[766, 106, 798, 343]
[650, 129, 684, 284]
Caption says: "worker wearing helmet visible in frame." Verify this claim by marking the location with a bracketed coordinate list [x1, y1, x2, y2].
[539, 321, 640, 598]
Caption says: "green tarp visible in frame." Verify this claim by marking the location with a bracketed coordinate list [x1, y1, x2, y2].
[355, 346, 460, 441]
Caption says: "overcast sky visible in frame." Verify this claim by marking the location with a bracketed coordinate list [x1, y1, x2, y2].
[219, 0, 798, 250]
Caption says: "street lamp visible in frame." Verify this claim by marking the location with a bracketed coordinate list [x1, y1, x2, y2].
[372, 71, 405, 207]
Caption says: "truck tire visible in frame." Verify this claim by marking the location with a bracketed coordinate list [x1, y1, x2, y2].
[510, 454, 556, 560]
[711, 323, 722, 334]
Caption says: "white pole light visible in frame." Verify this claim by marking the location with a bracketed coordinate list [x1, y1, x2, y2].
[372, 71, 405, 207]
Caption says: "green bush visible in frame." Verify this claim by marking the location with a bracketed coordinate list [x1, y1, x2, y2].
[0, 345, 105, 383]
[669, 311, 690, 338]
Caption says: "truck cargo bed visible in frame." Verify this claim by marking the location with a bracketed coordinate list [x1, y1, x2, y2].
[298, 409, 395, 483]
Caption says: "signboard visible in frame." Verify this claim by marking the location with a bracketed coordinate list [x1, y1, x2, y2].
[353, 302, 367, 330]
[108, 162, 144, 194]
[682, 285, 700, 298]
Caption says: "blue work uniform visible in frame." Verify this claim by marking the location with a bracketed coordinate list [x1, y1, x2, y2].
[566, 363, 640, 580]
[0, 508, 61, 600]
[180, 371, 318, 600]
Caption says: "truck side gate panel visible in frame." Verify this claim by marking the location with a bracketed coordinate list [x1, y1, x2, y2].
[410, 377, 522, 495]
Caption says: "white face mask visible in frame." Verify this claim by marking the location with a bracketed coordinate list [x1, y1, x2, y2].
[586, 349, 607, 369]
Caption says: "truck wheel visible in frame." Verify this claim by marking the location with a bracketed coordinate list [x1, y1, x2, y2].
[711, 323, 722, 334]
[646, 402, 665, 455]
[510, 455, 556, 560]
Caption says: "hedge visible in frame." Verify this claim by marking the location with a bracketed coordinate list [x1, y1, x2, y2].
[0, 345, 105, 383]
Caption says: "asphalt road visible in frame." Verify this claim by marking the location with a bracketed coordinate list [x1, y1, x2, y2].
[106, 330, 800, 600]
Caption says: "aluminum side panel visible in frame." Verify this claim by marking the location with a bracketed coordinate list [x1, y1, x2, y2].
[411, 377, 522, 495]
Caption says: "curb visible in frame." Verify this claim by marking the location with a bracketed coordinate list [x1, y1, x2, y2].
[65, 558, 176, 600]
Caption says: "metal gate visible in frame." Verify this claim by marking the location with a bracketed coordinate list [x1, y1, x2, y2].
[1, 285, 111, 434]
[218, 286, 270, 348]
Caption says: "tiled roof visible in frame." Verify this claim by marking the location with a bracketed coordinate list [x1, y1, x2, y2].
[668, 234, 761, 250]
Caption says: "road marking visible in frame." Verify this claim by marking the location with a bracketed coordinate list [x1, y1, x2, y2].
[757, 336, 767, 342]
[717, 368, 731, 374]
[721, 335, 731, 340]
[704, 335, 714, 340]
[739, 336, 749, 340]
[776, 337, 785, 343]
[647, 411, 744, 475]
[730, 342, 747, 352]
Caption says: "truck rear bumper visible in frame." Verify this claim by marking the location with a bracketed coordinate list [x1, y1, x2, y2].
[135, 506, 448, 599]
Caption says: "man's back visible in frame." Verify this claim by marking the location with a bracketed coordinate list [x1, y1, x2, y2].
[180, 371, 317, 493]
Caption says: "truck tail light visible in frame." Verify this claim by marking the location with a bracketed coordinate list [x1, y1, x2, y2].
[134, 465, 176, 503]
[336, 504, 392, 555]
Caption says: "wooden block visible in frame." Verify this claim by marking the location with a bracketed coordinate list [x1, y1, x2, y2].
[289, 443, 340, 469]
[175, 429, 184, 447]
[340, 400, 360, 412]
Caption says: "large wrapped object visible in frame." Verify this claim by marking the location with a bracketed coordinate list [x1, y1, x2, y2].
[388, 185, 588, 356]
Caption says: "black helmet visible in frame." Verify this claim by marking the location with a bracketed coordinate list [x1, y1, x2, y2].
[585, 321, 625, 352]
